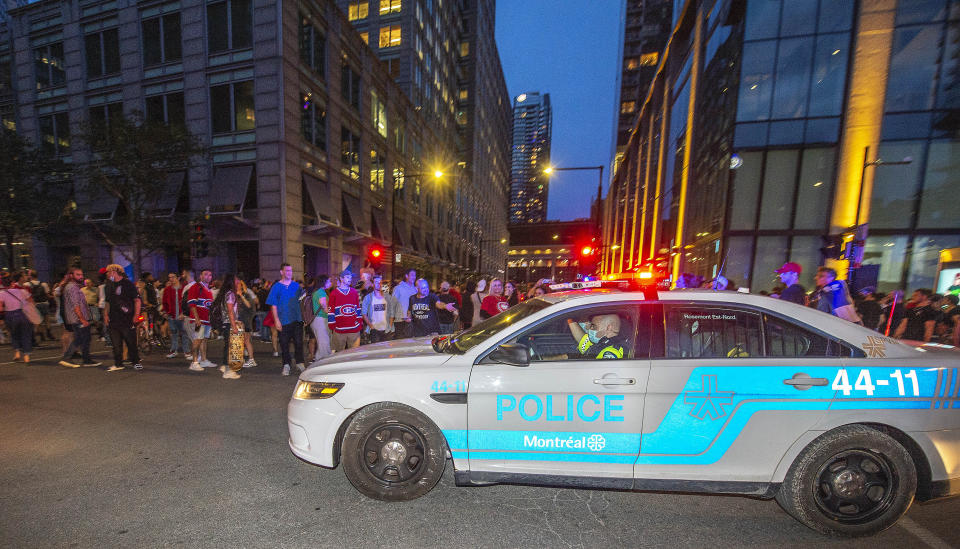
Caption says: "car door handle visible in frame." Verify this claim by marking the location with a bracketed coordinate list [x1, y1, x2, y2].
[593, 377, 636, 385]
[783, 374, 829, 389]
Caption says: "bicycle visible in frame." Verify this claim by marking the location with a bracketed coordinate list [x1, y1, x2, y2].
[135, 312, 169, 355]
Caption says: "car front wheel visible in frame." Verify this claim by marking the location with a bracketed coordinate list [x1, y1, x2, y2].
[776, 425, 917, 537]
[341, 402, 447, 501]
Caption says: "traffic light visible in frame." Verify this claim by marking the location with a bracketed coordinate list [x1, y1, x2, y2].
[193, 222, 208, 258]
[367, 244, 384, 269]
[577, 243, 598, 275]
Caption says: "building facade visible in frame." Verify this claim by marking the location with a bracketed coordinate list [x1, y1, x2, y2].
[2, 0, 493, 282]
[602, 0, 960, 294]
[509, 91, 551, 224]
[506, 220, 593, 285]
[335, 0, 512, 276]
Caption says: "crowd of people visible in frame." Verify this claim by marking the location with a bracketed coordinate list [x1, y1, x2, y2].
[3, 260, 958, 373]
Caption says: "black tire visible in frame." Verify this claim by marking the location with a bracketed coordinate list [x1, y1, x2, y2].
[341, 402, 447, 501]
[775, 425, 917, 537]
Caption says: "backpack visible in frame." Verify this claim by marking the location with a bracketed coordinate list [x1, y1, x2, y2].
[209, 297, 224, 327]
[30, 282, 49, 304]
[299, 289, 316, 325]
[180, 284, 191, 317]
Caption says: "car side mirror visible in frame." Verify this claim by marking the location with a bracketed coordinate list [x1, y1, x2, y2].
[488, 343, 530, 367]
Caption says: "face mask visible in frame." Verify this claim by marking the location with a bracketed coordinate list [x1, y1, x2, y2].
[579, 322, 600, 343]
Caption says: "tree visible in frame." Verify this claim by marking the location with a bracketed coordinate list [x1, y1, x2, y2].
[0, 128, 70, 270]
[74, 113, 204, 278]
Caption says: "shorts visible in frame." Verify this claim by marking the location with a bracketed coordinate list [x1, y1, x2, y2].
[188, 322, 212, 340]
[330, 330, 360, 351]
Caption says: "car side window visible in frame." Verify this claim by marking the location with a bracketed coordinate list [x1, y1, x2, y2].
[509, 305, 638, 362]
[665, 306, 762, 359]
[763, 314, 854, 357]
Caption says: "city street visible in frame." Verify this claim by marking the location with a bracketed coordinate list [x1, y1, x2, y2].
[1, 337, 958, 548]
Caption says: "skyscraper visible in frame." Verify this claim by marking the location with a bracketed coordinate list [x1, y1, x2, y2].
[509, 92, 551, 224]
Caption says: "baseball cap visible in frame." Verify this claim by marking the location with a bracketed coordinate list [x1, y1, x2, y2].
[774, 262, 802, 274]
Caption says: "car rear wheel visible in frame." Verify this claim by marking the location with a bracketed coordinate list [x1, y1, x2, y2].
[341, 402, 446, 501]
[776, 425, 916, 537]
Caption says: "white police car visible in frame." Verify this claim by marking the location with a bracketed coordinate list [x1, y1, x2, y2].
[287, 285, 960, 536]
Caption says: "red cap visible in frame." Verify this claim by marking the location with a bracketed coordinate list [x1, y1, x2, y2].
[98, 267, 107, 274]
[775, 262, 802, 274]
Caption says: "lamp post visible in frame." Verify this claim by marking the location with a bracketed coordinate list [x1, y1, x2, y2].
[477, 237, 508, 277]
[389, 169, 443, 283]
[543, 164, 604, 267]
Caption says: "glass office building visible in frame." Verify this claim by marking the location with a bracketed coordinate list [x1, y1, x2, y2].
[602, 0, 960, 293]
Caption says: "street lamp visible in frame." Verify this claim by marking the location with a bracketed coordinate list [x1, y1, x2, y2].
[389, 168, 445, 282]
[543, 164, 605, 266]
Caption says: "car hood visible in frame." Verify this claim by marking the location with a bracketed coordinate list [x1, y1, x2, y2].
[303, 336, 454, 375]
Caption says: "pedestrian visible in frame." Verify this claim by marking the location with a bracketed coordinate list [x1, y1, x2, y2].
[162, 272, 191, 359]
[479, 278, 508, 320]
[471, 278, 488, 325]
[436, 281, 459, 334]
[97, 268, 112, 345]
[236, 279, 258, 368]
[329, 269, 363, 351]
[58, 267, 100, 368]
[211, 273, 243, 379]
[266, 263, 306, 376]
[54, 272, 74, 354]
[361, 274, 398, 344]
[0, 270, 35, 363]
[187, 269, 216, 371]
[855, 290, 883, 331]
[307, 274, 333, 361]
[894, 289, 939, 342]
[27, 270, 54, 341]
[391, 268, 417, 339]
[775, 262, 806, 305]
[409, 278, 441, 337]
[810, 267, 861, 324]
[460, 280, 477, 329]
[103, 264, 142, 371]
[505, 280, 519, 307]
[82, 277, 102, 340]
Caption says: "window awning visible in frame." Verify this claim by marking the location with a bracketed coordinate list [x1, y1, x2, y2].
[303, 173, 338, 224]
[409, 228, 422, 252]
[78, 192, 119, 222]
[393, 219, 408, 248]
[146, 171, 185, 218]
[370, 208, 388, 240]
[341, 193, 369, 235]
[425, 234, 435, 258]
[207, 165, 253, 215]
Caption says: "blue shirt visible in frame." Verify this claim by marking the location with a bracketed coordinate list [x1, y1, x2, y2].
[266, 280, 303, 325]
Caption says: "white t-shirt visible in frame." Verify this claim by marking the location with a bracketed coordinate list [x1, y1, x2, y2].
[370, 295, 389, 331]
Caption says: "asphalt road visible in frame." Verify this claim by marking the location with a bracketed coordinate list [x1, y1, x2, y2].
[1, 336, 958, 548]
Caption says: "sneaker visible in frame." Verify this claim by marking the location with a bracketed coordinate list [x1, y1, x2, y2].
[272, 351, 279, 357]
[107, 365, 124, 372]
[218, 365, 225, 373]
[242, 359, 257, 368]
[199, 359, 217, 368]
[81, 360, 102, 367]
[296, 363, 306, 373]
[282, 364, 290, 376]
[222, 369, 241, 379]
[166, 352, 178, 359]
[59, 359, 81, 368]
[185, 353, 193, 361]
[188, 362, 204, 372]
[133, 363, 143, 370]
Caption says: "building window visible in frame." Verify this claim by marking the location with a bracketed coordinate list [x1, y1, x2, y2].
[459, 41, 469, 57]
[300, 92, 326, 150]
[34, 42, 66, 89]
[348, 1, 369, 20]
[458, 88, 468, 101]
[88, 101, 123, 129]
[640, 52, 659, 66]
[620, 101, 636, 114]
[341, 61, 361, 111]
[624, 57, 639, 70]
[369, 149, 385, 192]
[142, 13, 182, 66]
[359, 32, 369, 45]
[379, 0, 401, 14]
[370, 89, 387, 137]
[298, 15, 325, 76]
[210, 81, 255, 134]
[379, 25, 402, 48]
[38, 111, 70, 156]
[85, 29, 121, 79]
[341, 126, 360, 181]
[145, 92, 185, 126]
[207, 0, 252, 53]
[393, 166, 405, 198]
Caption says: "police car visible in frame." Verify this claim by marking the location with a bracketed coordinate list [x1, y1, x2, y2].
[287, 283, 960, 537]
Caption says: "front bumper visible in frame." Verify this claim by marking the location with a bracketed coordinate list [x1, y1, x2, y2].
[287, 396, 349, 468]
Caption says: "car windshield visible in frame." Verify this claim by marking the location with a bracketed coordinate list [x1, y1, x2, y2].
[445, 298, 553, 353]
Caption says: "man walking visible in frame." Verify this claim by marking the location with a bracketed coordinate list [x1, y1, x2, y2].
[775, 262, 806, 305]
[58, 267, 101, 368]
[266, 263, 305, 376]
[436, 281, 459, 335]
[162, 272, 190, 359]
[811, 267, 861, 324]
[409, 279, 441, 337]
[895, 289, 939, 342]
[187, 269, 216, 371]
[391, 268, 417, 339]
[103, 264, 141, 371]
[361, 274, 397, 344]
[329, 270, 363, 351]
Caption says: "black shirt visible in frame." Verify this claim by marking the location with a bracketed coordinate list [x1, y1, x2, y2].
[107, 278, 139, 328]
[409, 293, 440, 336]
[902, 305, 940, 341]
[779, 284, 806, 305]
[437, 292, 457, 324]
[857, 300, 882, 330]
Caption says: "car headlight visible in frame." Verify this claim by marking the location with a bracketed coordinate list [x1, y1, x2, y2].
[293, 381, 344, 400]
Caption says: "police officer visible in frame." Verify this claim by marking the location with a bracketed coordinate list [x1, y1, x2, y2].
[566, 314, 629, 359]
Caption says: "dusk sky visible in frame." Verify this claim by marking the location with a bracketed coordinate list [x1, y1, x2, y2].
[495, 1, 623, 221]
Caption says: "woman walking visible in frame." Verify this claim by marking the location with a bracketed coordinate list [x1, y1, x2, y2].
[310, 275, 332, 362]
[1, 271, 36, 363]
[237, 279, 258, 368]
[212, 273, 243, 380]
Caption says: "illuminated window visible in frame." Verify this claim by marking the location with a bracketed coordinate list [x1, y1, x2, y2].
[348, 1, 368, 20]
[370, 149, 385, 192]
[624, 57, 639, 70]
[393, 167, 405, 198]
[341, 126, 360, 181]
[640, 52, 659, 66]
[359, 32, 368, 45]
[459, 41, 469, 57]
[379, 25, 402, 48]
[379, 0, 401, 14]
[370, 89, 387, 137]
[458, 88, 468, 101]
[620, 101, 636, 114]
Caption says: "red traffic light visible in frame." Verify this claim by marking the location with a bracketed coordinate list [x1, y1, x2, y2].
[370, 248, 382, 258]
[580, 246, 594, 257]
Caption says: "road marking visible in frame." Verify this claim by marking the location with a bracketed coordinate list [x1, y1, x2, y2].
[0, 351, 111, 366]
[898, 516, 953, 549]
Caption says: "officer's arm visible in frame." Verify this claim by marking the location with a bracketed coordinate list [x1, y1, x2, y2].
[566, 318, 586, 340]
